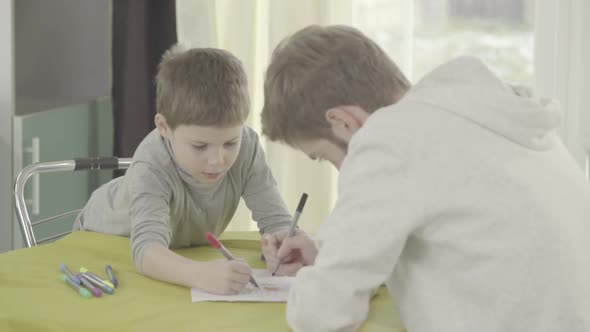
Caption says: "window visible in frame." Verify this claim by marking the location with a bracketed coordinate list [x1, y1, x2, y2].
[352, 0, 535, 86]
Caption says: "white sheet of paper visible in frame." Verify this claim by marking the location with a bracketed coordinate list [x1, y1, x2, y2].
[191, 269, 294, 303]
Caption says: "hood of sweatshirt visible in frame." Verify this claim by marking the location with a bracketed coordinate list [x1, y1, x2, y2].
[403, 56, 561, 150]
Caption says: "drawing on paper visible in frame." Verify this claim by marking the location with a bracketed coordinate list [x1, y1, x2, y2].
[191, 269, 294, 302]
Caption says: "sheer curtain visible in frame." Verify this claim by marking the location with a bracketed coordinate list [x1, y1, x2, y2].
[176, 0, 590, 233]
[351, 0, 590, 175]
[534, 0, 590, 174]
[176, 0, 351, 232]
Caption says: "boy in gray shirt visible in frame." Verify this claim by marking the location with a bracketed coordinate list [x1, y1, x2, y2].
[74, 46, 293, 294]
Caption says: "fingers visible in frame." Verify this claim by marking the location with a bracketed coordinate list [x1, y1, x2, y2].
[230, 270, 251, 284]
[229, 259, 252, 276]
[261, 241, 278, 261]
[262, 233, 281, 251]
[261, 234, 269, 246]
[277, 233, 317, 263]
[230, 280, 249, 294]
[262, 233, 280, 247]
[261, 229, 306, 253]
[261, 232, 285, 264]
[267, 251, 297, 274]
[273, 229, 291, 241]
[262, 230, 292, 248]
[277, 236, 304, 259]
[274, 261, 303, 277]
[227, 261, 253, 292]
[217, 279, 248, 295]
[278, 251, 297, 263]
[204, 260, 256, 295]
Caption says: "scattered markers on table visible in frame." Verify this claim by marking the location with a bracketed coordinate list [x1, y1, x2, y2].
[59, 263, 117, 299]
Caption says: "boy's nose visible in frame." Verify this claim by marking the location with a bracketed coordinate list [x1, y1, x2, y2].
[207, 148, 224, 165]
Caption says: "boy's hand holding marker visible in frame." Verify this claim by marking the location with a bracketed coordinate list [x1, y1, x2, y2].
[274, 230, 318, 271]
[195, 259, 254, 295]
[261, 193, 318, 276]
[204, 232, 257, 295]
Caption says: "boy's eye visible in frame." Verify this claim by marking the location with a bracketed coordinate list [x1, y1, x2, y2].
[224, 141, 238, 147]
[192, 145, 207, 150]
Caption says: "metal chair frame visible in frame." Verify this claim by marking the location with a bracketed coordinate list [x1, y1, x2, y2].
[14, 157, 132, 247]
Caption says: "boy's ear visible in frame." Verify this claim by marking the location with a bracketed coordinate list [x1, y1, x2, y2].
[154, 114, 171, 138]
[325, 106, 369, 142]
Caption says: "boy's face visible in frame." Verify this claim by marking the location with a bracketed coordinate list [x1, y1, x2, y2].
[294, 105, 370, 170]
[296, 137, 348, 170]
[160, 122, 243, 183]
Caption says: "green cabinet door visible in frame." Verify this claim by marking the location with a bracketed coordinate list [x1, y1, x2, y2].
[20, 98, 113, 242]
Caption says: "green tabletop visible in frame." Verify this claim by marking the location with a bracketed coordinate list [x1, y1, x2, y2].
[0, 231, 405, 332]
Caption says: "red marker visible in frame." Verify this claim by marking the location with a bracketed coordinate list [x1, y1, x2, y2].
[205, 232, 259, 288]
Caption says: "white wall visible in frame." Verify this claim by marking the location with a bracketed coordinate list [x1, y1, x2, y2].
[0, 0, 15, 252]
[14, 0, 110, 115]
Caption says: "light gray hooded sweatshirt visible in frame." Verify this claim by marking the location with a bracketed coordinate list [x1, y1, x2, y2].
[287, 57, 590, 332]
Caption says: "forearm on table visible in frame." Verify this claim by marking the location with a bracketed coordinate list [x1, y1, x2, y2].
[139, 243, 205, 288]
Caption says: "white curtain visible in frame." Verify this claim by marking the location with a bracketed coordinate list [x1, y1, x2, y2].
[534, 0, 590, 174]
[176, 0, 352, 232]
[176, 0, 590, 234]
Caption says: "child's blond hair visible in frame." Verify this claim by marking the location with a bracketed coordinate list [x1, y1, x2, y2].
[156, 46, 250, 129]
[261, 25, 410, 144]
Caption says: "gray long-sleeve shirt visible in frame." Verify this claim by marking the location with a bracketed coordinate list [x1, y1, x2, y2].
[74, 127, 292, 271]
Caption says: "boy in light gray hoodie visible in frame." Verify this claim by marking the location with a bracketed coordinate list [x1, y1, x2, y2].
[261, 25, 590, 332]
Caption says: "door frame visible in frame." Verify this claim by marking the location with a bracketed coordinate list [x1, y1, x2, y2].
[12, 116, 23, 249]
[0, 0, 15, 252]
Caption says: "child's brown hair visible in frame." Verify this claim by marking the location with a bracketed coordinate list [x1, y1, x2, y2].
[156, 46, 250, 129]
[262, 25, 410, 145]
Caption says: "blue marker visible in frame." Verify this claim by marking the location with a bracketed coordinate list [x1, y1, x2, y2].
[79, 267, 115, 289]
[60, 274, 92, 298]
[59, 263, 81, 285]
[79, 273, 114, 295]
[105, 265, 118, 288]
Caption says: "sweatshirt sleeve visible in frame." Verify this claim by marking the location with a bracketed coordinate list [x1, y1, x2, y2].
[287, 135, 421, 332]
[126, 162, 174, 272]
[241, 131, 292, 234]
